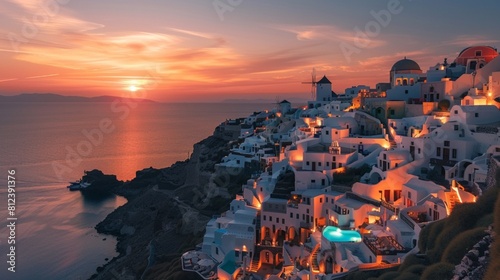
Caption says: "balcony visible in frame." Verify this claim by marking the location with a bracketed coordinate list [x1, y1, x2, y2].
[430, 158, 457, 167]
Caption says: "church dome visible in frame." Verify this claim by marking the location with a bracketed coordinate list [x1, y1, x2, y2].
[455, 46, 498, 66]
[391, 58, 421, 72]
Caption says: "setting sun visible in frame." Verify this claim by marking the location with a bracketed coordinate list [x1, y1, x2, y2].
[128, 85, 139, 92]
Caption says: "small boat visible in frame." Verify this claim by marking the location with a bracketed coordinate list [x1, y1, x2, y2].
[67, 180, 92, 191]
[80, 182, 92, 189]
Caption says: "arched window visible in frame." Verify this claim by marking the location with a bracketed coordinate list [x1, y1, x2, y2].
[410, 79, 414, 85]
[403, 79, 408, 86]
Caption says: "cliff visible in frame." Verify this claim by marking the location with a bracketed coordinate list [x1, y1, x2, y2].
[89, 126, 256, 280]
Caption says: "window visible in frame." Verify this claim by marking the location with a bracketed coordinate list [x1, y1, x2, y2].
[405, 90, 409, 94]
[318, 162, 322, 167]
[408, 192, 412, 199]
[235, 250, 240, 257]
[290, 212, 293, 218]
[339, 163, 343, 167]
[475, 113, 479, 117]
[326, 162, 330, 167]
[454, 125, 459, 131]
[436, 94, 440, 100]
[470, 61, 477, 70]
[454, 110, 458, 114]
[276, 217, 279, 223]
[424, 94, 427, 99]
[418, 148, 421, 154]
[475, 50, 482, 57]
[437, 147, 441, 156]
[383, 154, 387, 160]
[306, 161, 310, 166]
[326, 130, 329, 135]
[282, 218, 285, 224]
[326, 197, 329, 203]
[430, 86, 434, 92]
[296, 214, 299, 219]
[263, 215, 266, 221]
[390, 109, 395, 115]
[216, 247, 219, 255]
[321, 179, 325, 186]
[320, 197, 323, 203]
[332, 156, 336, 161]
[311, 179, 316, 183]
[444, 141, 450, 147]
[452, 149, 457, 158]
[307, 209, 309, 214]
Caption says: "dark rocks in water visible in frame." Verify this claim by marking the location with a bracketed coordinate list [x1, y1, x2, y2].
[81, 169, 123, 194]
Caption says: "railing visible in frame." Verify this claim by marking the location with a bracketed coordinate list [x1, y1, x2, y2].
[380, 200, 396, 213]
[346, 192, 381, 207]
[400, 212, 416, 230]
[430, 158, 458, 167]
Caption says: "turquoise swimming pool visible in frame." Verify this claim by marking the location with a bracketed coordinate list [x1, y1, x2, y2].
[322, 226, 362, 243]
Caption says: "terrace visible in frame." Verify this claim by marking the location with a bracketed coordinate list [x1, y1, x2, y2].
[181, 251, 218, 279]
[363, 233, 407, 256]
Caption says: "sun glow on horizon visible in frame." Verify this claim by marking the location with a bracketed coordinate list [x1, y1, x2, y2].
[128, 85, 139, 92]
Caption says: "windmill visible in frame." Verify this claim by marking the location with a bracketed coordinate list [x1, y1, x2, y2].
[302, 68, 317, 99]
[275, 96, 281, 112]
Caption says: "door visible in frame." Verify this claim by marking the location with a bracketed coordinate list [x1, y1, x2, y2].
[312, 162, 316, 171]
[443, 148, 450, 161]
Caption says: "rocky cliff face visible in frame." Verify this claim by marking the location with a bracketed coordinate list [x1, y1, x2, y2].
[89, 127, 251, 280]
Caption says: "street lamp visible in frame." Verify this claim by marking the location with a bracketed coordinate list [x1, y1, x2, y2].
[472, 71, 477, 88]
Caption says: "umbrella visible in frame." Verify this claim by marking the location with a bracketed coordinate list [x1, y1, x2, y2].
[197, 258, 215, 267]
[184, 251, 198, 259]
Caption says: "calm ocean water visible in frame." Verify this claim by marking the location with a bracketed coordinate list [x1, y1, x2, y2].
[0, 101, 272, 279]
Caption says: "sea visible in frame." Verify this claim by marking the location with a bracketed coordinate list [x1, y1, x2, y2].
[0, 101, 273, 280]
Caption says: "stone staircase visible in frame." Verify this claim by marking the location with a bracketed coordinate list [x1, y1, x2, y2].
[310, 244, 321, 273]
[249, 246, 261, 272]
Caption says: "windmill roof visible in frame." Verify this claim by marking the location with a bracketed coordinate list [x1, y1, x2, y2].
[280, 100, 291, 104]
[317, 75, 332, 84]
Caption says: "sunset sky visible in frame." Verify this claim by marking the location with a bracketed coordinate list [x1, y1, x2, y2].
[1, 0, 499, 102]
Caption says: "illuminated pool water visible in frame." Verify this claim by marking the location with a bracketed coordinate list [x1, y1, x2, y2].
[322, 226, 362, 243]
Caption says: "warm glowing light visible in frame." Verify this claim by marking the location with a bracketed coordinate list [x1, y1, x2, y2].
[128, 85, 139, 92]
[488, 92, 492, 97]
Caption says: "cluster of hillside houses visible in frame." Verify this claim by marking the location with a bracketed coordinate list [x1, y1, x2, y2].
[182, 46, 500, 280]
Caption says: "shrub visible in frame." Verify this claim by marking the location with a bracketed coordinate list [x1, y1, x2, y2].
[484, 183, 500, 280]
[377, 271, 400, 280]
[475, 212, 494, 228]
[421, 262, 454, 280]
[394, 272, 420, 280]
[441, 227, 487, 264]
[404, 264, 427, 275]
[419, 218, 445, 253]
[397, 255, 427, 272]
